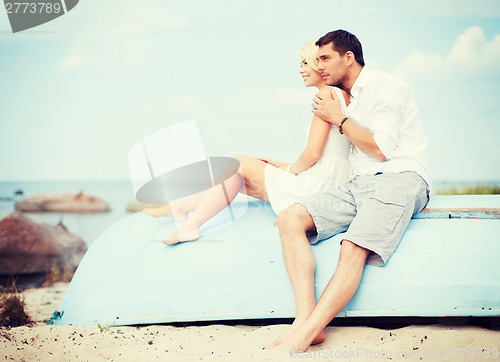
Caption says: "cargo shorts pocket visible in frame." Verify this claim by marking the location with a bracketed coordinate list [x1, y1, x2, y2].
[369, 189, 409, 233]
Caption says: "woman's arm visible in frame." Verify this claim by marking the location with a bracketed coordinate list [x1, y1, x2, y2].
[280, 87, 333, 175]
[261, 88, 341, 175]
[288, 114, 330, 174]
[286, 87, 336, 174]
[257, 157, 287, 168]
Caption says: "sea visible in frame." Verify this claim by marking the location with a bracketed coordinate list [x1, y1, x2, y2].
[1, 179, 499, 247]
[0, 180, 135, 247]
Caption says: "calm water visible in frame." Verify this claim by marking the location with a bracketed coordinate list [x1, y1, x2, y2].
[1, 179, 499, 247]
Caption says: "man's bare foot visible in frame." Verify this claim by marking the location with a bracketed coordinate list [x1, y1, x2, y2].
[270, 327, 324, 353]
[163, 222, 201, 245]
[143, 205, 188, 222]
[266, 329, 325, 349]
[313, 329, 325, 344]
[265, 320, 303, 350]
[265, 320, 325, 350]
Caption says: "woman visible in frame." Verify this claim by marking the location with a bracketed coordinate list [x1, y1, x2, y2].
[144, 39, 352, 244]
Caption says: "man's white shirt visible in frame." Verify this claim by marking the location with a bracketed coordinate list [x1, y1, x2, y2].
[346, 67, 431, 186]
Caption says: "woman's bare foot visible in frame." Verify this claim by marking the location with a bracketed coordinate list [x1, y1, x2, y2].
[143, 204, 188, 222]
[163, 221, 201, 245]
[143, 205, 171, 217]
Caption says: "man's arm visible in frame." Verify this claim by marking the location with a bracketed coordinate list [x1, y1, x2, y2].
[338, 119, 386, 161]
[312, 93, 388, 162]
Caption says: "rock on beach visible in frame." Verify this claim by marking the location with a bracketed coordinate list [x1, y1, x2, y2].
[15, 192, 111, 213]
[0, 212, 87, 275]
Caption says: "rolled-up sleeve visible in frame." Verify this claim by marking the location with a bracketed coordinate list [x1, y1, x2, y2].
[369, 82, 407, 160]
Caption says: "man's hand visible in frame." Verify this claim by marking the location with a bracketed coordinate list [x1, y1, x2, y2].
[312, 90, 345, 127]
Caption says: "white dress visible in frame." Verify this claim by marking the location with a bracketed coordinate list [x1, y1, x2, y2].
[264, 87, 352, 215]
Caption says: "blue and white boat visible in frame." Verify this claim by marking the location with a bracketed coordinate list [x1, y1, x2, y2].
[53, 195, 500, 326]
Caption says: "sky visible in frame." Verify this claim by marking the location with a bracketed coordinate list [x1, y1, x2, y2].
[0, 0, 499, 183]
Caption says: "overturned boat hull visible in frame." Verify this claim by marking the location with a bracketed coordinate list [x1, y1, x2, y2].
[54, 195, 500, 326]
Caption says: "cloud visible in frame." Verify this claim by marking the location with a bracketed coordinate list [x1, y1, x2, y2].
[169, 96, 200, 107]
[304, 0, 500, 18]
[56, 42, 147, 71]
[447, 27, 500, 71]
[56, 44, 88, 70]
[398, 27, 500, 82]
[406, 0, 500, 18]
[111, 1, 192, 35]
[53, 0, 192, 71]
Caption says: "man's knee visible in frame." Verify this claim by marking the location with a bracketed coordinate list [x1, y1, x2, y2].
[277, 204, 313, 234]
[339, 240, 370, 264]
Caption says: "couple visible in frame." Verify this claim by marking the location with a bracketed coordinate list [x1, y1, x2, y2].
[145, 37, 352, 240]
[146, 29, 430, 352]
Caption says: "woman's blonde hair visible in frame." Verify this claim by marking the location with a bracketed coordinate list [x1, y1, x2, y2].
[299, 39, 320, 72]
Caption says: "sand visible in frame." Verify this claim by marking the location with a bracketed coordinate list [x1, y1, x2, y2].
[1, 283, 499, 361]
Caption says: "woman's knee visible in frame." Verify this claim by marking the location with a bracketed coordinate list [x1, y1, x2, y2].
[235, 154, 251, 165]
[235, 154, 252, 174]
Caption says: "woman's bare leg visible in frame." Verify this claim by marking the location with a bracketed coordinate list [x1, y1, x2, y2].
[237, 154, 269, 201]
[143, 190, 208, 221]
[163, 172, 242, 244]
[164, 155, 268, 244]
[244, 185, 268, 202]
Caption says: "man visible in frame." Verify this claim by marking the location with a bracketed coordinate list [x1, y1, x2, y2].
[268, 30, 430, 352]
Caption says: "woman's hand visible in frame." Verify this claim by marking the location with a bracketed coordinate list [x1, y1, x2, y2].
[259, 157, 295, 173]
[258, 157, 285, 168]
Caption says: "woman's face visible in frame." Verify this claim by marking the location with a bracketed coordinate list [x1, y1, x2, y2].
[299, 58, 324, 88]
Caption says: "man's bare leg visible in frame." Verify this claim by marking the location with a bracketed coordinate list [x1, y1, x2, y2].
[272, 239, 370, 352]
[266, 204, 325, 349]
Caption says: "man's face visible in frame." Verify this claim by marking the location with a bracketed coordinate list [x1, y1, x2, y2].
[316, 43, 348, 87]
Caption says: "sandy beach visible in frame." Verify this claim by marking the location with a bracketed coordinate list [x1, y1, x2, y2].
[0, 282, 498, 361]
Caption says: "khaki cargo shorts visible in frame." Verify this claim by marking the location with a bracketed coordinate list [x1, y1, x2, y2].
[299, 171, 429, 266]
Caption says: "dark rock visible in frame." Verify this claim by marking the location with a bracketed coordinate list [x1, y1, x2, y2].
[15, 193, 111, 213]
[0, 212, 87, 275]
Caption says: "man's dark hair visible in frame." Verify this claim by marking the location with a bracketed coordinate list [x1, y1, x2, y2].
[316, 30, 365, 66]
